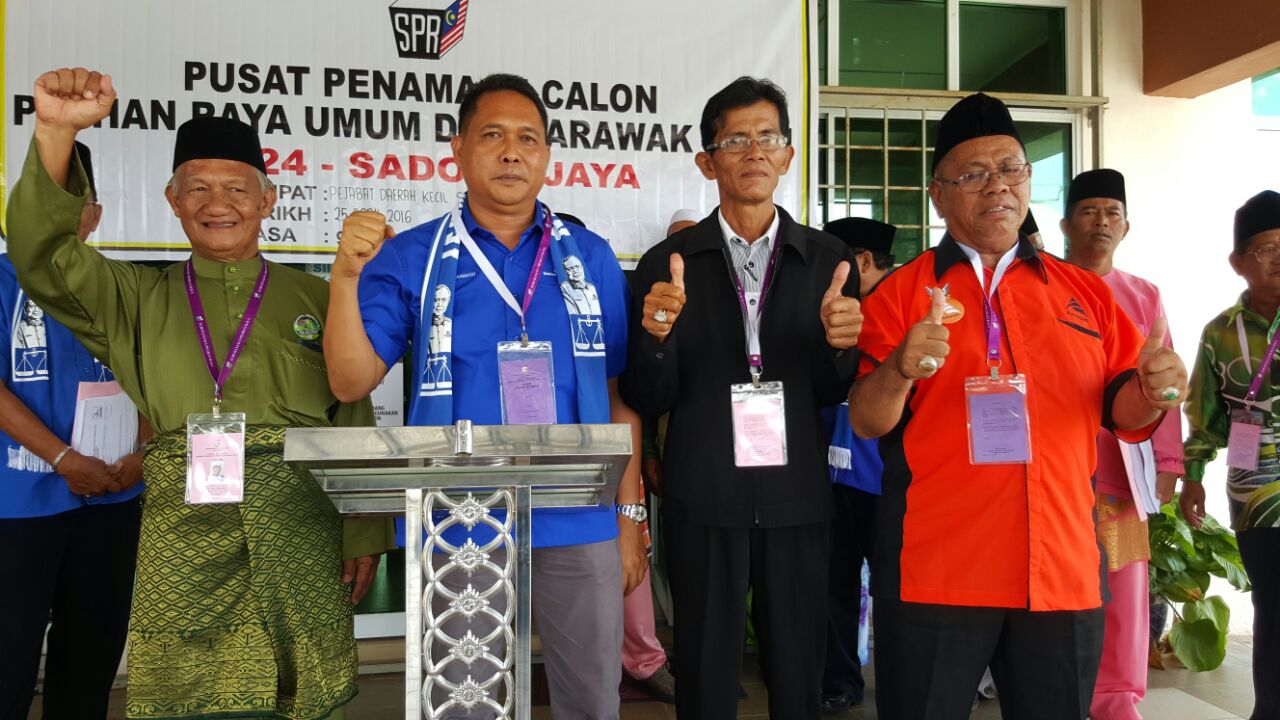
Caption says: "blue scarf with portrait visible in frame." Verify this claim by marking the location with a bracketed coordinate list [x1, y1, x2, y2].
[413, 198, 611, 425]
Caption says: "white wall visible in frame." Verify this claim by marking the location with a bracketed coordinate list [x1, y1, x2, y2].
[1096, 0, 1279, 633]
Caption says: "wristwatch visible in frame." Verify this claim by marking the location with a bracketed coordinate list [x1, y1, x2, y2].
[615, 502, 648, 524]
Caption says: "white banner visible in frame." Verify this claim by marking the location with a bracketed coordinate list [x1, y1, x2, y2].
[4, 0, 815, 266]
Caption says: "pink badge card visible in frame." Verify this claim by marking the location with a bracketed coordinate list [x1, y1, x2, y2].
[1227, 409, 1263, 471]
[497, 340, 558, 425]
[186, 412, 246, 504]
[964, 374, 1032, 465]
[730, 381, 788, 467]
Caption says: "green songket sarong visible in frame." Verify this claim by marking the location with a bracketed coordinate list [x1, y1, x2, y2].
[125, 428, 357, 720]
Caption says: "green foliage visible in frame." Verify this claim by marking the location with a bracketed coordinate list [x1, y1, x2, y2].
[1147, 496, 1250, 671]
[1168, 614, 1225, 671]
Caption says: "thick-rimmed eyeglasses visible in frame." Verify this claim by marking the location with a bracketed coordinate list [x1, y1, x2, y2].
[1251, 245, 1280, 264]
[934, 163, 1031, 193]
[705, 134, 790, 154]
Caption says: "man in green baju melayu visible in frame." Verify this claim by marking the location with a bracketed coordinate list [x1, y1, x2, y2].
[7, 66, 392, 720]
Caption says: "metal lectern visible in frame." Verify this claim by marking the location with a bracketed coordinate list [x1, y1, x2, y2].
[283, 420, 631, 720]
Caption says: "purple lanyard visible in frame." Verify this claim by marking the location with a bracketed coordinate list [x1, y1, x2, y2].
[517, 208, 556, 341]
[981, 291, 1003, 378]
[725, 238, 783, 380]
[971, 251, 1015, 379]
[183, 259, 270, 410]
[1245, 325, 1280, 403]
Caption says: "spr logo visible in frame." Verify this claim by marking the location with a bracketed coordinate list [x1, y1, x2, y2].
[389, 0, 469, 60]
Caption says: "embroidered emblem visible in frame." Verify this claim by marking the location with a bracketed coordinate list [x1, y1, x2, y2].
[293, 314, 322, 341]
[1065, 296, 1090, 324]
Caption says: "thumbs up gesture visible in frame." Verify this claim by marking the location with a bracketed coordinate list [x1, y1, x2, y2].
[642, 253, 686, 343]
[34, 68, 116, 132]
[820, 261, 863, 349]
[1135, 317, 1187, 410]
[894, 287, 952, 379]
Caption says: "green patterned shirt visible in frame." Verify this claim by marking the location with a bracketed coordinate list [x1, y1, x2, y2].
[1184, 293, 1280, 529]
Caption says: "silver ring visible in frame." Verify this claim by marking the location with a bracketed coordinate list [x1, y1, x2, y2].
[1160, 386, 1181, 402]
[653, 309, 669, 324]
[918, 355, 939, 373]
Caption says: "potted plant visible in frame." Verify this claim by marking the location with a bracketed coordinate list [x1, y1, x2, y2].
[1147, 495, 1251, 671]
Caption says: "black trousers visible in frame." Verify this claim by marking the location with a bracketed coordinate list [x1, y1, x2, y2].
[822, 484, 877, 701]
[1238, 527, 1280, 720]
[873, 597, 1104, 720]
[664, 514, 828, 719]
[0, 498, 141, 720]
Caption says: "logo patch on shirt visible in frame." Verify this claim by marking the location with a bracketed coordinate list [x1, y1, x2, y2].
[1057, 298, 1100, 340]
[925, 285, 965, 324]
[293, 314, 322, 341]
[1065, 297, 1090, 324]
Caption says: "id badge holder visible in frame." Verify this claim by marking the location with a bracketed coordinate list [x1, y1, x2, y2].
[1227, 407, 1264, 471]
[186, 412, 246, 504]
[497, 340, 557, 425]
[964, 374, 1031, 464]
[729, 381, 787, 467]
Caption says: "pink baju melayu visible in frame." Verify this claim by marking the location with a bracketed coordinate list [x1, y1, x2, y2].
[622, 571, 668, 680]
[1090, 267, 1185, 720]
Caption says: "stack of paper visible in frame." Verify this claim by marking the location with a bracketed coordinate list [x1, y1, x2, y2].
[1119, 439, 1161, 517]
[71, 381, 139, 465]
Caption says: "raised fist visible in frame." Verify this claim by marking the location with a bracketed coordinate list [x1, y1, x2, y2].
[34, 68, 116, 132]
[334, 212, 396, 281]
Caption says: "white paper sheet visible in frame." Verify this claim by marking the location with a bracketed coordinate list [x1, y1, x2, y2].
[71, 381, 138, 465]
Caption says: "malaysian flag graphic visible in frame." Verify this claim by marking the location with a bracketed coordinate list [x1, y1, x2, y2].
[439, 0, 468, 56]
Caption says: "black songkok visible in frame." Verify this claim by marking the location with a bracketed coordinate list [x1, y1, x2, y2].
[172, 116, 267, 175]
[932, 93, 1023, 174]
[824, 217, 897, 256]
[1235, 190, 1280, 255]
[1067, 168, 1126, 207]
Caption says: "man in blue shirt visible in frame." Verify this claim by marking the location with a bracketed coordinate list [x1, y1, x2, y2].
[324, 74, 645, 719]
[0, 142, 148, 718]
[819, 217, 894, 714]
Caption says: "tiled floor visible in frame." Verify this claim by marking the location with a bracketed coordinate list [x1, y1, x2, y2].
[34, 637, 1257, 719]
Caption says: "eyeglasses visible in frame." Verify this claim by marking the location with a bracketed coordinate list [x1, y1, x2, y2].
[705, 134, 790, 154]
[1252, 245, 1280, 264]
[934, 163, 1031, 193]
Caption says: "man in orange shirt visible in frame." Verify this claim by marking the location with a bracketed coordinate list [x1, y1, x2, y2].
[849, 93, 1188, 720]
